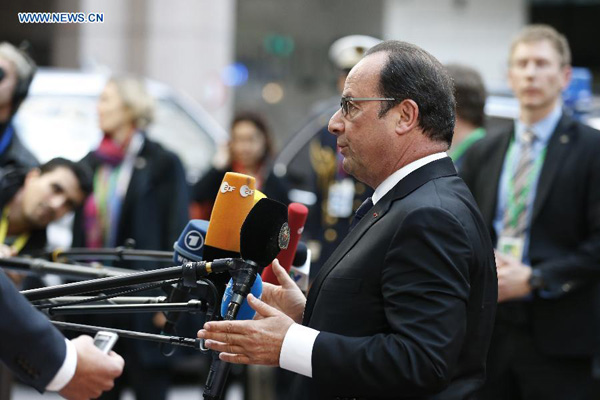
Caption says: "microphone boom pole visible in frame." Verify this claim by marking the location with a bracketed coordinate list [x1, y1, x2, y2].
[52, 321, 204, 351]
[21, 259, 236, 302]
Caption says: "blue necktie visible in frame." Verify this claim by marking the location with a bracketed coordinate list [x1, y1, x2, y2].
[349, 197, 373, 232]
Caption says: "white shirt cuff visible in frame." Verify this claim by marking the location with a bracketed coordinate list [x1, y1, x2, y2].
[279, 323, 320, 378]
[46, 338, 77, 391]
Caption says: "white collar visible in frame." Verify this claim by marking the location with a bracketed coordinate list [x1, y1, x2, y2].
[372, 152, 448, 205]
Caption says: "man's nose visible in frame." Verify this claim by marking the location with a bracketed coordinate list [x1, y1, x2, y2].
[524, 61, 537, 77]
[328, 108, 344, 136]
[48, 195, 68, 212]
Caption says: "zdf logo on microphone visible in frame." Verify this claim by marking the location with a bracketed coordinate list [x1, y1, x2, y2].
[220, 181, 236, 193]
[240, 185, 254, 198]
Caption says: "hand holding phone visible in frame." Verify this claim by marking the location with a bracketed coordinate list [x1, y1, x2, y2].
[93, 331, 119, 354]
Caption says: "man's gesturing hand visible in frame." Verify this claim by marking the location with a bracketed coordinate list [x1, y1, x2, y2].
[259, 258, 306, 323]
[198, 294, 295, 366]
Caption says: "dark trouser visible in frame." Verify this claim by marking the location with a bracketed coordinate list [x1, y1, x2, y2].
[483, 319, 600, 400]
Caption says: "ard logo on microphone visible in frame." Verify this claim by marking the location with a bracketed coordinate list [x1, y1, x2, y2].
[240, 185, 254, 198]
[220, 182, 236, 193]
[184, 230, 204, 251]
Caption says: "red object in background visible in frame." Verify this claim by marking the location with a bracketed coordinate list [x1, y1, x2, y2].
[261, 202, 309, 284]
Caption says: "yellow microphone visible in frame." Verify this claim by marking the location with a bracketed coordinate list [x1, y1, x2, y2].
[203, 172, 256, 261]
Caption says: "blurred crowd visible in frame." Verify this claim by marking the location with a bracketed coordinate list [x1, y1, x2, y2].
[1, 21, 600, 400]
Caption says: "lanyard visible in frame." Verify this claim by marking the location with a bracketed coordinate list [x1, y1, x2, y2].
[504, 140, 547, 230]
[0, 206, 30, 254]
[448, 127, 486, 162]
[0, 124, 14, 156]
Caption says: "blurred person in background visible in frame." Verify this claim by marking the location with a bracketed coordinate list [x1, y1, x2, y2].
[0, 157, 92, 399]
[301, 35, 379, 279]
[71, 76, 189, 400]
[0, 42, 38, 170]
[461, 24, 600, 399]
[191, 111, 289, 214]
[445, 63, 487, 171]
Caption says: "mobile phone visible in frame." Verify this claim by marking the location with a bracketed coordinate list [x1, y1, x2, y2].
[93, 331, 119, 354]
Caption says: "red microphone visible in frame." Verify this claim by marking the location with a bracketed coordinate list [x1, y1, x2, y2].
[261, 202, 309, 284]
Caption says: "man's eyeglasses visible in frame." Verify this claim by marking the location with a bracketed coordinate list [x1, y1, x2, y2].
[340, 97, 396, 118]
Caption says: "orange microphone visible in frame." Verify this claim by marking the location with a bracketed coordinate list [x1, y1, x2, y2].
[202, 172, 256, 295]
[203, 172, 256, 261]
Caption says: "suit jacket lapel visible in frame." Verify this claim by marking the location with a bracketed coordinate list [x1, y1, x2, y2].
[302, 157, 457, 325]
[531, 114, 575, 222]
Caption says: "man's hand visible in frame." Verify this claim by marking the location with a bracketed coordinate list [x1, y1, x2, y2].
[0, 243, 15, 258]
[59, 335, 124, 400]
[496, 251, 533, 302]
[198, 294, 294, 366]
[260, 259, 306, 323]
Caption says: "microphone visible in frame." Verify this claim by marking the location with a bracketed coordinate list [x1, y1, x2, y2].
[173, 219, 209, 264]
[261, 203, 308, 284]
[203, 172, 256, 261]
[292, 241, 308, 267]
[202, 173, 257, 298]
[220, 274, 263, 320]
[289, 242, 311, 293]
[161, 220, 210, 355]
[204, 198, 289, 400]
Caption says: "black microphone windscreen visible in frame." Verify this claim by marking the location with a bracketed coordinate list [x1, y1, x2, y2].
[292, 241, 308, 266]
[240, 198, 289, 269]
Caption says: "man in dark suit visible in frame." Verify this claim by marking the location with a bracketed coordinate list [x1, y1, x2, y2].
[198, 40, 497, 399]
[0, 159, 125, 399]
[460, 25, 600, 399]
[0, 269, 124, 399]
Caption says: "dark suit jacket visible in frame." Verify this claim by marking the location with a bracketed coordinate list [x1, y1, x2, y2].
[460, 114, 600, 357]
[0, 269, 66, 392]
[294, 158, 497, 399]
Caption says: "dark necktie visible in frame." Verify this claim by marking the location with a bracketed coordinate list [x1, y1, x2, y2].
[349, 197, 373, 232]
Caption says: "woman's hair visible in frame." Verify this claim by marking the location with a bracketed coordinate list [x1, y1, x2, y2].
[231, 111, 274, 164]
[108, 75, 155, 130]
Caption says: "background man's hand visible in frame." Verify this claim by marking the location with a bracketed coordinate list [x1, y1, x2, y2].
[59, 335, 124, 400]
[496, 251, 533, 302]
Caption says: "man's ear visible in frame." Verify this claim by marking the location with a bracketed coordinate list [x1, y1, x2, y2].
[24, 168, 41, 186]
[396, 99, 419, 135]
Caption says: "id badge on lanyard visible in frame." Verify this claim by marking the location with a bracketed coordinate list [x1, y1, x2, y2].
[497, 235, 525, 261]
[327, 178, 355, 218]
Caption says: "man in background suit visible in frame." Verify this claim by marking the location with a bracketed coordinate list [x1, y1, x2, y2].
[460, 24, 600, 399]
[199, 40, 497, 399]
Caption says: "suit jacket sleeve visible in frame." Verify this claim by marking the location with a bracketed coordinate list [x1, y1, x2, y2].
[0, 269, 66, 392]
[311, 207, 472, 397]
